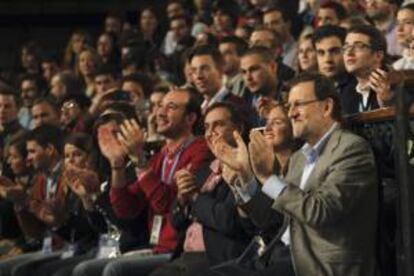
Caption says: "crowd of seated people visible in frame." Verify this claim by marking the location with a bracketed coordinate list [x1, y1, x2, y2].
[0, 0, 413, 275]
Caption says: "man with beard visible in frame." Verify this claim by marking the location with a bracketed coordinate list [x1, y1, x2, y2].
[92, 88, 212, 276]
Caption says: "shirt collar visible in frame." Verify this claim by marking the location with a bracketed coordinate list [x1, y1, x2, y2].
[161, 136, 195, 158]
[209, 159, 221, 174]
[355, 82, 370, 96]
[301, 123, 338, 163]
[201, 86, 229, 111]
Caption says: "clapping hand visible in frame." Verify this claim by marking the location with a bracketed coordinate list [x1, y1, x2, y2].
[210, 131, 253, 184]
[63, 164, 100, 198]
[248, 130, 275, 184]
[97, 123, 126, 166]
[117, 119, 146, 166]
[175, 165, 198, 205]
[369, 68, 393, 105]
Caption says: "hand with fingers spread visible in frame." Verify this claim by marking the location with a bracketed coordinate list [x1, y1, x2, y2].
[175, 167, 199, 205]
[64, 164, 100, 197]
[369, 68, 393, 105]
[0, 176, 26, 203]
[89, 88, 118, 116]
[249, 130, 275, 184]
[97, 123, 126, 166]
[211, 130, 253, 183]
[117, 119, 146, 167]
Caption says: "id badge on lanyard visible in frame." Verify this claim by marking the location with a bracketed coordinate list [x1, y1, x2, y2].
[97, 233, 120, 259]
[161, 138, 194, 185]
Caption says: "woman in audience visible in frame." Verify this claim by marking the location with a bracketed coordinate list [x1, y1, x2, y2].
[297, 34, 318, 73]
[76, 47, 101, 97]
[63, 30, 92, 71]
[0, 134, 37, 259]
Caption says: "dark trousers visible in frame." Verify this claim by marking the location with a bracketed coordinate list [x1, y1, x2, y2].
[150, 252, 210, 276]
[201, 244, 295, 276]
[72, 252, 171, 276]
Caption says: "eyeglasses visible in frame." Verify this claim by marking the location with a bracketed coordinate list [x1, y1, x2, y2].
[284, 99, 320, 110]
[342, 42, 373, 53]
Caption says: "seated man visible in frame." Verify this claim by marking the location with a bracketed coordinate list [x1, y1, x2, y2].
[207, 72, 378, 276]
[73, 88, 212, 276]
[150, 102, 252, 276]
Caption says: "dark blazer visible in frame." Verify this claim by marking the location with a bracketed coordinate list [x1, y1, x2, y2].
[171, 163, 250, 265]
[339, 77, 380, 115]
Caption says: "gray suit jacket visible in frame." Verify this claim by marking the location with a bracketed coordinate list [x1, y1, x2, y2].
[273, 128, 378, 276]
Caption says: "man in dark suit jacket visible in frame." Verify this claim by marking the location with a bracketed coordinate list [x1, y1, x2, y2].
[207, 73, 378, 276]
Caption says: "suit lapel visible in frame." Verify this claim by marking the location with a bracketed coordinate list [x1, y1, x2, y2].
[303, 129, 342, 192]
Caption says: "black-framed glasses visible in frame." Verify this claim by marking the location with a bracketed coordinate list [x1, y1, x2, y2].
[284, 99, 320, 110]
[342, 42, 373, 53]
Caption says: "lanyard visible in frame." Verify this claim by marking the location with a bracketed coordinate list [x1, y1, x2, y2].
[161, 138, 194, 185]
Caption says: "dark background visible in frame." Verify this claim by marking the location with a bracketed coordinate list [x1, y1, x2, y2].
[0, 0, 167, 72]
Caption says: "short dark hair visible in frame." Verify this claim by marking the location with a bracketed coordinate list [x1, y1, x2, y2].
[93, 111, 126, 138]
[312, 25, 347, 45]
[64, 132, 95, 154]
[320, 1, 348, 21]
[27, 124, 64, 154]
[288, 72, 342, 122]
[169, 15, 191, 26]
[0, 82, 19, 106]
[19, 73, 42, 91]
[252, 26, 283, 49]
[347, 24, 387, 53]
[188, 45, 224, 68]
[400, 3, 414, 13]
[204, 101, 250, 141]
[94, 64, 116, 79]
[122, 73, 153, 98]
[212, 0, 240, 27]
[32, 97, 59, 113]
[177, 88, 203, 135]
[220, 36, 248, 56]
[7, 132, 28, 159]
[242, 46, 275, 64]
[264, 6, 291, 23]
[55, 71, 83, 97]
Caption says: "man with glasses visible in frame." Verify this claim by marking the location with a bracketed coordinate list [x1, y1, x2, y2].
[204, 72, 378, 276]
[342, 24, 393, 114]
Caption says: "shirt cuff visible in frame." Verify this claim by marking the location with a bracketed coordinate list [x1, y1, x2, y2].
[262, 175, 286, 199]
[234, 177, 258, 204]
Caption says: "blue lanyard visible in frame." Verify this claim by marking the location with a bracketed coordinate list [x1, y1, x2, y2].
[161, 138, 194, 185]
